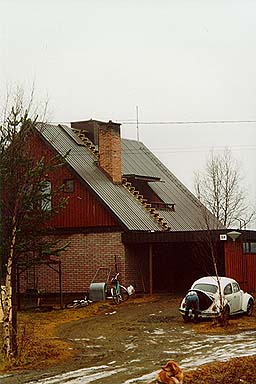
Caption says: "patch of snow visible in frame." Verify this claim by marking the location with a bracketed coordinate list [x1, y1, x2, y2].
[27, 365, 126, 384]
[124, 342, 138, 351]
[152, 328, 165, 335]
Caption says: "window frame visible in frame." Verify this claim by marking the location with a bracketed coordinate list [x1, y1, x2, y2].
[232, 282, 240, 293]
[63, 179, 75, 193]
[243, 242, 256, 254]
[224, 283, 232, 296]
[41, 180, 52, 211]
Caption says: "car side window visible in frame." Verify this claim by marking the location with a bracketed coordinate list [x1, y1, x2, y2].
[224, 283, 232, 295]
[232, 283, 240, 293]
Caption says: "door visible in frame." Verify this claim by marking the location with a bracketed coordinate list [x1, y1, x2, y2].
[231, 282, 242, 312]
[224, 282, 242, 314]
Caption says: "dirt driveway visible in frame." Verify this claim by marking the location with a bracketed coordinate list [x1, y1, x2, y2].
[1, 294, 256, 383]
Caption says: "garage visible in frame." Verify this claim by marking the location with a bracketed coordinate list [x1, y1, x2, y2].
[123, 230, 226, 294]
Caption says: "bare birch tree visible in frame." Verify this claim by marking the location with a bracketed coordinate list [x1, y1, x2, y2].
[194, 148, 254, 228]
[0, 92, 68, 362]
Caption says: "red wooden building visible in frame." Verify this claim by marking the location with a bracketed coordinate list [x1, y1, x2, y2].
[20, 120, 256, 297]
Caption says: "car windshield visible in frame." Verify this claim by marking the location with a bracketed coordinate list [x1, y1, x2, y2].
[193, 283, 218, 294]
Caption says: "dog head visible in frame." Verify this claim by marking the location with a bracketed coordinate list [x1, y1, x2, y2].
[155, 360, 183, 384]
[162, 360, 182, 376]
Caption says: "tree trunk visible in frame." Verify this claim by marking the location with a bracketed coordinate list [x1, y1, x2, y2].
[2, 225, 17, 361]
[2, 257, 14, 360]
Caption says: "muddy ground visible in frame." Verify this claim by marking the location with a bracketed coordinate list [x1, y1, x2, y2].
[1, 294, 256, 383]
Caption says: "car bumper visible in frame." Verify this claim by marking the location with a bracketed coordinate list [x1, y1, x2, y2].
[179, 308, 221, 318]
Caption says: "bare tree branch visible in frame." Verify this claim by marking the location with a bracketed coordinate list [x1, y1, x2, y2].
[194, 148, 254, 228]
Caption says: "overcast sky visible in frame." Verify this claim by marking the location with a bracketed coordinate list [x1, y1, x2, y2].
[1, 0, 256, 227]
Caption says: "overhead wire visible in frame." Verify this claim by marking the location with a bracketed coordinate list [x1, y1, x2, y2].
[45, 119, 256, 155]
[44, 118, 256, 154]
[47, 119, 256, 125]
[121, 146, 256, 155]
[119, 118, 256, 153]
[120, 119, 256, 125]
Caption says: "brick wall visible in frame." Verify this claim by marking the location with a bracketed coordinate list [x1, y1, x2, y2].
[19, 232, 128, 294]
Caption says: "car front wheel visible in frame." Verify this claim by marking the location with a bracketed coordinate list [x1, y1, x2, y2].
[246, 299, 254, 316]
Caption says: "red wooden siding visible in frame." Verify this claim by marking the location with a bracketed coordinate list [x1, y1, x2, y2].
[225, 242, 256, 293]
[50, 165, 119, 228]
[29, 131, 119, 229]
[246, 253, 256, 292]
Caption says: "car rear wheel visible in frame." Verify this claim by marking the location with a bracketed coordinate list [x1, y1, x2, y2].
[246, 299, 254, 316]
[182, 314, 190, 323]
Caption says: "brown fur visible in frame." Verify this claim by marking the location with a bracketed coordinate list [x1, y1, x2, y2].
[153, 360, 183, 384]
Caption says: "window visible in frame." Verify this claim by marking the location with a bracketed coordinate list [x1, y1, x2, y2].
[41, 181, 51, 211]
[243, 242, 256, 254]
[232, 282, 240, 293]
[251, 243, 256, 253]
[224, 284, 232, 296]
[193, 284, 218, 294]
[243, 243, 250, 254]
[63, 179, 74, 193]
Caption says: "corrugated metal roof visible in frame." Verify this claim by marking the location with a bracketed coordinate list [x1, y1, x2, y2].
[122, 139, 213, 231]
[37, 123, 219, 232]
[37, 124, 161, 231]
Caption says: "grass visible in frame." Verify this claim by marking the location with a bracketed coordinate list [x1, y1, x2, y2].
[184, 355, 256, 384]
[0, 300, 114, 371]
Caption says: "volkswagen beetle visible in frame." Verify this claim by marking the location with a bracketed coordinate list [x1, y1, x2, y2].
[179, 276, 254, 322]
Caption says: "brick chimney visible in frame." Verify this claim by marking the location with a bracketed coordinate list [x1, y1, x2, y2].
[71, 119, 122, 184]
[98, 120, 122, 184]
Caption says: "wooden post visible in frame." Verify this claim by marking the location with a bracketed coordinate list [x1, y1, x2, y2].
[149, 244, 153, 295]
[59, 261, 63, 309]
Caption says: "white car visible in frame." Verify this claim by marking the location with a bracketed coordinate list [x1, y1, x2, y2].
[179, 276, 254, 322]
